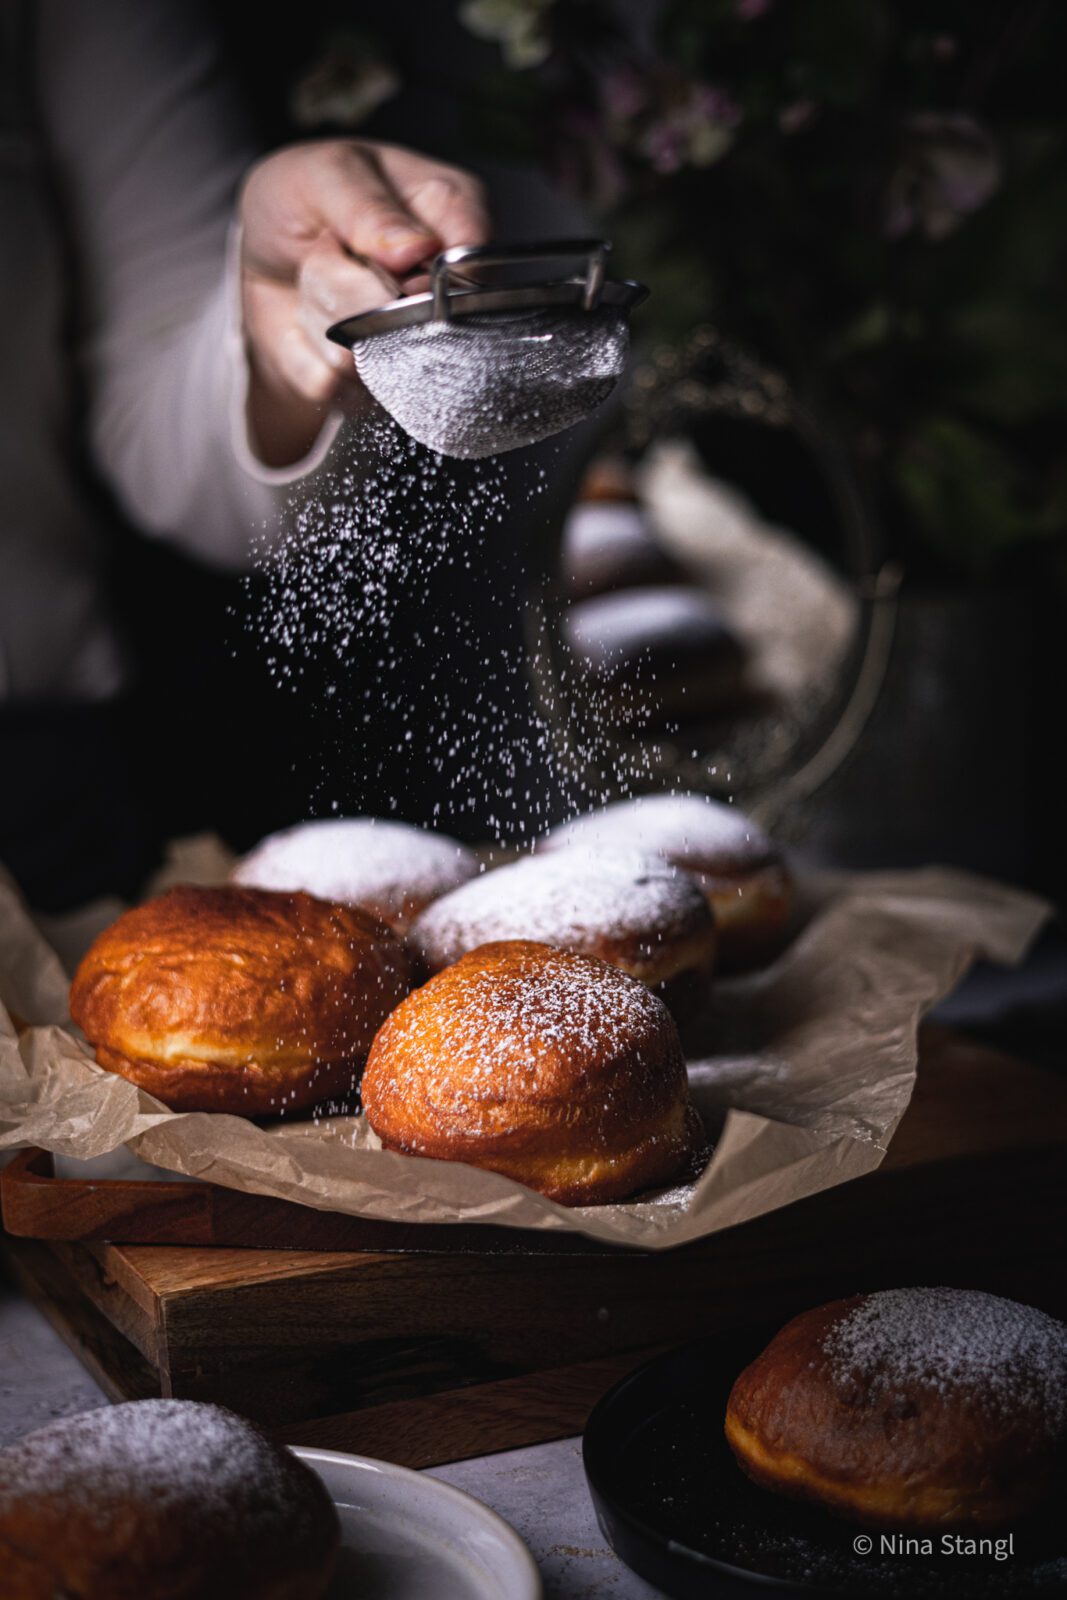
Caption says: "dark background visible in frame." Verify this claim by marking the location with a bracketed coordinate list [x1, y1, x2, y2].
[98, 2, 1066, 905]
[106, 5, 550, 867]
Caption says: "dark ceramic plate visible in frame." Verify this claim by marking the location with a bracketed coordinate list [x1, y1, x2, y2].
[583, 1328, 1065, 1599]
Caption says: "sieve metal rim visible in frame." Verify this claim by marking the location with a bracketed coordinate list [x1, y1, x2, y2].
[326, 278, 648, 348]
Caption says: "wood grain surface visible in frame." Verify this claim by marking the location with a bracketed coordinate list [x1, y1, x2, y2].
[3, 1029, 1065, 1467]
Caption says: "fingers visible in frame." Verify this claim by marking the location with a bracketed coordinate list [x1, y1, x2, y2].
[294, 234, 410, 402]
[239, 138, 493, 425]
[301, 141, 490, 272]
[302, 143, 439, 276]
[242, 139, 492, 287]
[297, 233, 398, 334]
[374, 145, 491, 251]
[244, 272, 349, 406]
[246, 233, 401, 407]
[274, 324, 344, 406]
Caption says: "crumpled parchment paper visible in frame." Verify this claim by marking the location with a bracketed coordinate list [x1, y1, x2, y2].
[0, 860, 1048, 1249]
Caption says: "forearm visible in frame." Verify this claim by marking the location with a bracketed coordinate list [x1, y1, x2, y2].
[89, 232, 342, 568]
[39, 0, 340, 570]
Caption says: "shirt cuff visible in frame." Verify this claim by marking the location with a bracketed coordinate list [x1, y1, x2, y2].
[225, 223, 344, 486]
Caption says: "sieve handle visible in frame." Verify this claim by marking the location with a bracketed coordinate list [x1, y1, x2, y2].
[430, 239, 611, 320]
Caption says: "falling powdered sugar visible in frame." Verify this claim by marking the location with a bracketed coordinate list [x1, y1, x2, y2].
[823, 1288, 1067, 1430]
[248, 414, 521, 678]
[246, 416, 682, 844]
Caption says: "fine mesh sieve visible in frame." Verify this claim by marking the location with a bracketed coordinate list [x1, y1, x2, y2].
[326, 240, 648, 459]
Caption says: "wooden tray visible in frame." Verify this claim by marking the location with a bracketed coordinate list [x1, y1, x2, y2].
[4, 1030, 1066, 1468]
[0, 1149, 614, 1255]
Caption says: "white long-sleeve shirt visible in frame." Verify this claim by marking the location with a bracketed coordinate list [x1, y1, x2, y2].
[0, 0, 336, 702]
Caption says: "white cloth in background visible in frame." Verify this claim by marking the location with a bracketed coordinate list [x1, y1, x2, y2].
[0, 0, 337, 703]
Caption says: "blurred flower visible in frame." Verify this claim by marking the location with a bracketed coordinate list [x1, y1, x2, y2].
[778, 98, 817, 135]
[884, 113, 1001, 241]
[454, 0, 1066, 584]
[599, 64, 650, 125]
[638, 82, 741, 173]
[460, 0, 556, 69]
[556, 106, 629, 210]
[641, 119, 687, 174]
[291, 33, 399, 130]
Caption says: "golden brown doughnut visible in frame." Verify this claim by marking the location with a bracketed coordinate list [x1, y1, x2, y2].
[232, 816, 479, 932]
[542, 792, 791, 970]
[70, 885, 411, 1115]
[0, 1399, 339, 1599]
[362, 940, 705, 1206]
[410, 849, 717, 1022]
[725, 1289, 1067, 1531]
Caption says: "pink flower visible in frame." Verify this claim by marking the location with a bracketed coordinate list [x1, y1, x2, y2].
[692, 85, 742, 130]
[779, 98, 816, 135]
[638, 81, 741, 173]
[642, 118, 688, 174]
[884, 114, 1001, 240]
[600, 65, 650, 124]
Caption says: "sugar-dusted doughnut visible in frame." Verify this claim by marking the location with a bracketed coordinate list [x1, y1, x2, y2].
[726, 1288, 1067, 1530]
[362, 940, 705, 1205]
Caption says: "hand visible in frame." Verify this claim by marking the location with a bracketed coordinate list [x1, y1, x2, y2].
[239, 139, 490, 465]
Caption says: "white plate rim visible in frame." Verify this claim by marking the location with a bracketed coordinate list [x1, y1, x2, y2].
[292, 1445, 543, 1600]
